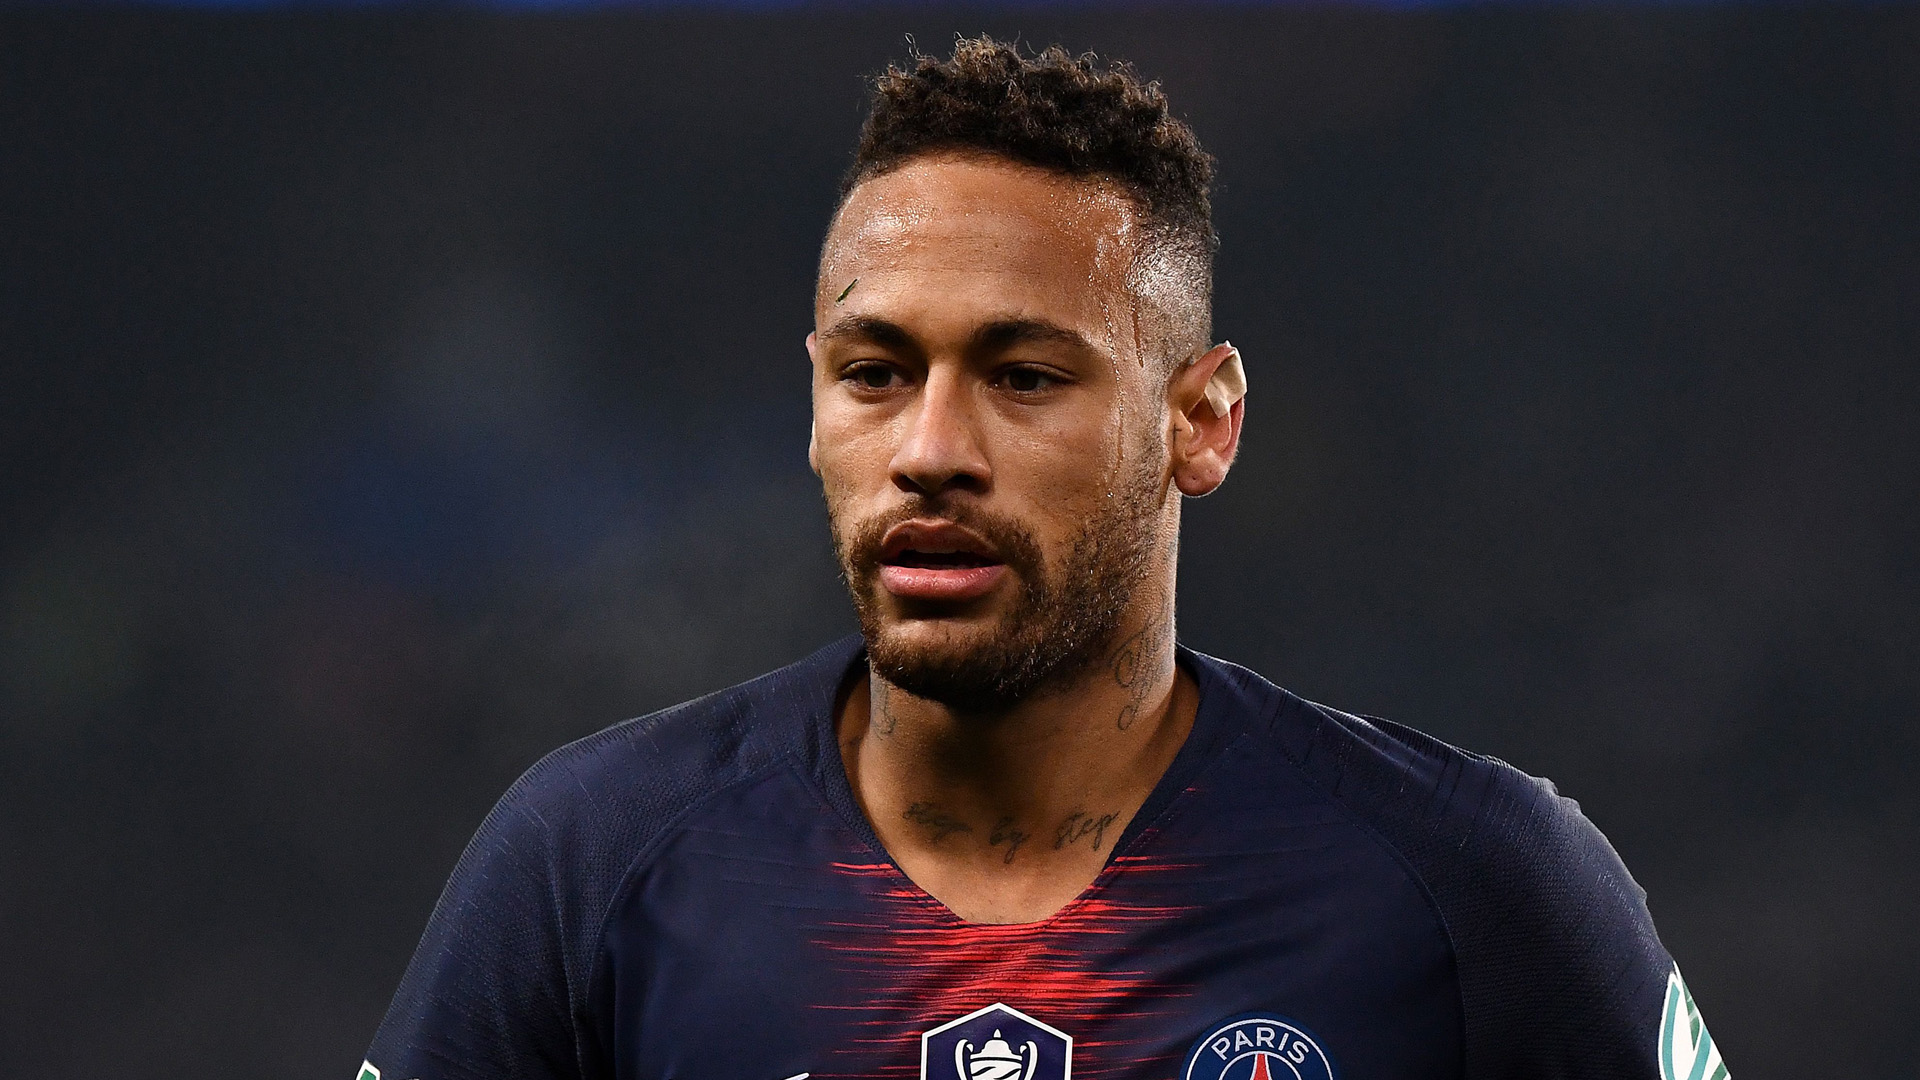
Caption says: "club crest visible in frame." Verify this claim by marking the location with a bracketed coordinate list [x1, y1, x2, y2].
[922, 1003, 1072, 1080]
[1183, 1015, 1335, 1080]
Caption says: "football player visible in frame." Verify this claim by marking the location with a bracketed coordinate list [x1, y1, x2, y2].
[362, 37, 1724, 1080]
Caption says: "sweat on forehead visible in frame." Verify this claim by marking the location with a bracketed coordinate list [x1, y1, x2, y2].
[822, 157, 1134, 277]
[818, 155, 1207, 369]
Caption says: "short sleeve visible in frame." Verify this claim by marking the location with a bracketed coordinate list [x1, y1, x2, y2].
[1442, 771, 1677, 1078]
[354, 638, 849, 1080]
[361, 786, 591, 1080]
[1278, 698, 1710, 1078]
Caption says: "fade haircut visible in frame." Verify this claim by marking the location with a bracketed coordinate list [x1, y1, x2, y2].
[837, 35, 1218, 372]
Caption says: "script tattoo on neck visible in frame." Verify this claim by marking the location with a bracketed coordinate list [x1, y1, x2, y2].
[1053, 809, 1121, 852]
[903, 801, 972, 844]
[1109, 614, 1170, 732]
[988, 816, 1030, 865]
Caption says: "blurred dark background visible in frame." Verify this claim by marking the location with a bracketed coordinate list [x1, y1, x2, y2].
[2, 8, 1915, 1078]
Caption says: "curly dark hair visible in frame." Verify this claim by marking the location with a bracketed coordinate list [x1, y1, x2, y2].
[838, 36, 1218, 364]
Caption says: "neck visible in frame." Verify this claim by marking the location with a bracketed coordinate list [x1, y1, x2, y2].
[836, 604, 1196, 924]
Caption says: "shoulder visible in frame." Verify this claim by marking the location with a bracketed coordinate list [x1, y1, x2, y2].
[426, 634, 861, 990]
[1187, 649, 1588, 870]
[1190, 650, 1675, 1078]
[365, 638, 860, 1080]
[476, 635, 858, 883]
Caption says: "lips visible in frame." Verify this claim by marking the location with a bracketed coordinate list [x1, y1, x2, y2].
[877, 520, 1009, 602]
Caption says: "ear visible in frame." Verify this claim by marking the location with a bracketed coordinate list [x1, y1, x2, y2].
[805, 332, 822, 475]
[1167, 342, 1246, 497]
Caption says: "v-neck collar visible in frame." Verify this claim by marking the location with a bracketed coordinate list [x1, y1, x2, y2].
[792, 634, 1247, 928]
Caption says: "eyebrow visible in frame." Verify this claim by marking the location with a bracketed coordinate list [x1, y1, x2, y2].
[817, 315, 917, 349]
[817, 315, 1095, 356]
[970, 318, 1095, 354]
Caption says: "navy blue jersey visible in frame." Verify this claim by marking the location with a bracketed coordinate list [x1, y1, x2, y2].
[362, 638, 1727, 1080]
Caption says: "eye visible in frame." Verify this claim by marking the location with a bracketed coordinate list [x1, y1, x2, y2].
[1000, 366, 1058, 394]
[844, 363, 900, 390]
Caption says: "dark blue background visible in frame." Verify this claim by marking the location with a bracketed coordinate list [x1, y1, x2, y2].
[1, 8, 1914, 1079]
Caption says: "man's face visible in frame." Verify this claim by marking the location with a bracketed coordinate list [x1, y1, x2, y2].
[809, 154, 1178, 711]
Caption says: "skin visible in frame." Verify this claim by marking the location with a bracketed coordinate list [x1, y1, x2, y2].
[808, 153, 1244, 924]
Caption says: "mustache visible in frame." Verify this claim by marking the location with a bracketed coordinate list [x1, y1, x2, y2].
[840, 497, 1045, 579]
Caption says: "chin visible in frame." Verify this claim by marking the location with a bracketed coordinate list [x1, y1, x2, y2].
[867, 614, 998, 669]
[862, 608, 1104, 715]
[835, 459, 1167, 713]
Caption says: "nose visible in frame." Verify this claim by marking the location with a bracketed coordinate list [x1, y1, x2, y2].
[890, 366, 990, 496]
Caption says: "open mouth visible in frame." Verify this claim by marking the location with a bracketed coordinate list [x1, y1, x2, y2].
[884, 549, 1000, 570]
[875, 521, 1009, 602]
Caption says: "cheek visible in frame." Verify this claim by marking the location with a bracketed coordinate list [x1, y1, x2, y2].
[992, 411, 1130, 520]
[812, 411, 899, 498]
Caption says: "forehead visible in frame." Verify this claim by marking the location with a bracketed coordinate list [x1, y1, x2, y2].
[818, 155, 1142, 332]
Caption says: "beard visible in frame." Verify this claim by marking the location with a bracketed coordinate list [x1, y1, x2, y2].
[829, 460, 1167, 714]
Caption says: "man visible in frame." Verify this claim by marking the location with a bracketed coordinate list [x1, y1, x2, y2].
[362, 38, 1726, 1080]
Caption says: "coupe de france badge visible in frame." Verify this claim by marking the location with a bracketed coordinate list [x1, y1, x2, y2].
[1183, 1015, 1335, 1080]
[922, 1003, 1073, 1080]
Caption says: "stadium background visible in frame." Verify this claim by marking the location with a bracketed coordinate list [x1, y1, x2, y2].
[2, 8, 1915, 1078]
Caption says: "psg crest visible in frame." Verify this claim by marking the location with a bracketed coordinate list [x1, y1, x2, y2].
[1183, 1015, 1335, 1080]
[922, 1003, 1073, 1080]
